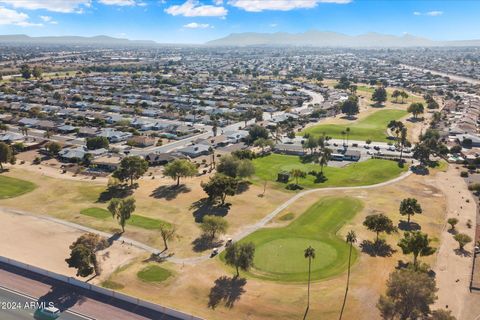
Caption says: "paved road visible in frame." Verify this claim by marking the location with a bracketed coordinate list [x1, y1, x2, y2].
[0, 286, 89, 320]
[0, 263, 183, 320]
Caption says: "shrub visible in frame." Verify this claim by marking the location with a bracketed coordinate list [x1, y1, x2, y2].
[460, 171, 468, 178]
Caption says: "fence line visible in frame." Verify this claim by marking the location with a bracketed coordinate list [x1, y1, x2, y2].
[0, 256, 203, 320]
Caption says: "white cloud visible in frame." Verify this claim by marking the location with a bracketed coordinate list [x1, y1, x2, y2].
[183, 22, 211, 29]
[165, 0, 227, 17]
[0, 6, 41, 26]
[0, 0, 91, 13]
[414, 10, 443, 16]
[40, 15, 58, 24]
[269, 23, 278, 27]
[98, 0, 136, 6]
[426, 10, 443, 16]
[228, 0, 350, 12]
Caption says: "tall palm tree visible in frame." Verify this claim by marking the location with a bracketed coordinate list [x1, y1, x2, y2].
[341, 130, 346, 145]
[304, 246, 316, 320]
[319, 148, 332, 174]
[339, 230, 357, 320]
[345, 127, 350, 146]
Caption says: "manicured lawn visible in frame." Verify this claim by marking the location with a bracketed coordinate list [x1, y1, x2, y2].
[300, 109, 408, 142]
[0, 175, 37, 199]
[80, 207, 170, 230]
[253, 154, 406, 189]
[236, 197, 363, 282]
[137, 265, 172, 283]
[80, 207, 110, 219]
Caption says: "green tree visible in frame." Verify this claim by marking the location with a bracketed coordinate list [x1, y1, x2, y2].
[377, 269, 437, 320]
[200, 215, 228, 240]
[20, 64, 31, 79]
[113, 156, 148, 187]
[86, 136, 109, 150]
[341, 95, 359, 117]
[430, 309, 456, 320]
[453, 233, 472, 251]
[408, 103, 425, 119]
[248, 124, 269, 143]
[32, 66, 43, 79]
[253, 138, 274, 153]
[398, 231, 435, 269]
[290, 168, 306, 185]
[304, 246, 315, 319]
[363, 214, 396, 243]
[108, 197, 136, 232]
[399, 198, 422, 224]
[202, 173, 238, 205]
[163, 159, 197, 186]
[65, 244, 95, 277]
[339, 230, 357, 320]
[224, 242, 255, 277]
[372, 87, 387, 105]
[318, 148, 332, 174]
[304, 135, 318, 154]
[0, 142, 14, 171]
[447, 218, 459, 231]
[45, 141, 61, 156]
[236, 159, 255, 178]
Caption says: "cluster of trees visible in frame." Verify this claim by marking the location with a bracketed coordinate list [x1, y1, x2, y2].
[20, 64, 42, 80]
[65, 233, 108, 277]
[424, 94, 440, 109]
[202, 173, 238, 205]
[86, 137, 109, 150]
[391, 90, 409, 103]
[413, 129, 448, 166]
[216, 154, 255, 179]
[387, 121, 411, 160]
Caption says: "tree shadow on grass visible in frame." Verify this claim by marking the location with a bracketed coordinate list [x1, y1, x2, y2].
[190, 198, 231, 223]
[37, 284, 86, 312]
[398, 220, 421, 231]
[97, 186, 133, 203]
[150, 184, 191, 200]
[208, 276, 247, 309]
[360, 239, 396, 257]
[236, 181, 251, 195]
[192, 234, 224, 252]
[454, 248, 472, 257]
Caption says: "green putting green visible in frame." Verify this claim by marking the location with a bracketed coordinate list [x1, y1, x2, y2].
[237, 197, 363, 282]
[299, 109, 408, 142]
[0, 175, 37, 199]
[252, 154, 406, 189]
[137, 265, 172, 283]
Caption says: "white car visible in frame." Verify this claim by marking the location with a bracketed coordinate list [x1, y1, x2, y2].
[387, 146, 396, 151]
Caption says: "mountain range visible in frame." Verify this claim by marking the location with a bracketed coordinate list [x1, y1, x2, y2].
[1, 32, 480, 47]
[205, 30, 480, 47]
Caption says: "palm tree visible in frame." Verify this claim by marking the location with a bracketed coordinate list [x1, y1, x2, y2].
[341, 130, 346, 145]
[304, 246, 316, 320]
[345, 127, 350, 146]
[339, 231, 357, 320]
[290, 169, 306, 185]
[319, 148, 332, 174]
[399, 127, 408, 161]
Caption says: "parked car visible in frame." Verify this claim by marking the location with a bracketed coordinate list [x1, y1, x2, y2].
[352, 143, 358, 147]
[364, 145, 370, 149]
[373, 146, 381, 150]
[34, 306, 60, 320]
[387, 146, 396, 151]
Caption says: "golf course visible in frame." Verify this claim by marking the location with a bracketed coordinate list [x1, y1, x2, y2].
[0, 175, 37, 199]
[252, 154, 407, 189]
[300, 109, 408, 142]
[236, 196, 363, 282]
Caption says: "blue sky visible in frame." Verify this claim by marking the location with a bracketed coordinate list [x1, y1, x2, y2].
[0, 0, 479, 43]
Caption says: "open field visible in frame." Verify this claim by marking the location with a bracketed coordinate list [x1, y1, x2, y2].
[234, 196, 363, 282]
[300, 109, 408, 142]
[0, 175, 37, 199]
[101, 170, 447, 320]
[252, 154, 407, 189]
